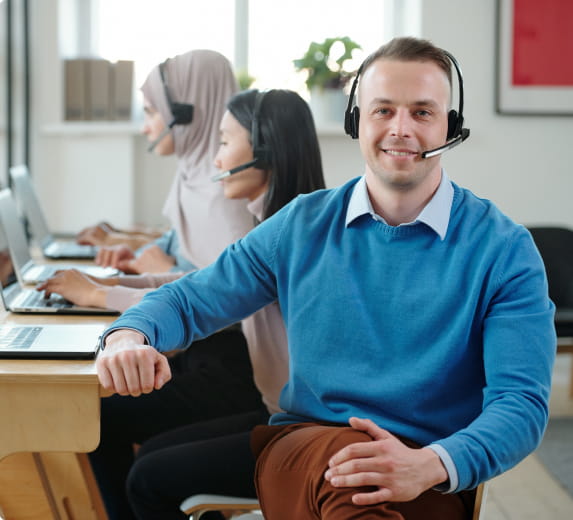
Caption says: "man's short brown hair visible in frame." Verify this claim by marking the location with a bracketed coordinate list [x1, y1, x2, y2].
[360, 37, 453, 89]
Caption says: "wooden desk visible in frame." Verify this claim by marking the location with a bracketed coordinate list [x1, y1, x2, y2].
[0, 312, 113, 520]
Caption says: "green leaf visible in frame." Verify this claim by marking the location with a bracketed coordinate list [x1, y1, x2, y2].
[293, 36, 362, 90]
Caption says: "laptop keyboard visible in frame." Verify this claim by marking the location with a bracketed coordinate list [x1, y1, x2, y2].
[0, 326, 42, 349]
[19, 290, 73, 309]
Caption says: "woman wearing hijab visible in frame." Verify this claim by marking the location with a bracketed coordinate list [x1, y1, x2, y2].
[64, 51, 262, 520]
[41, 49, 255, 308]
[116, 89, 324, 519]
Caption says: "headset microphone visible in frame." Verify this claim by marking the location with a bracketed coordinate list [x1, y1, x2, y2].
[147, 121, 175, 152]
[420, 128, 470, 159]
[211, 159, 259, 182]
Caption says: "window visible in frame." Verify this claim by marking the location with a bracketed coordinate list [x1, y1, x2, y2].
[94, 0, 236, 91]
[93, 0, 417, 89]
[247, 0, 390, 94]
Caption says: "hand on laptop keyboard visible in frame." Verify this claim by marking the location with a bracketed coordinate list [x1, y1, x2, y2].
[35, 269, 109, 308]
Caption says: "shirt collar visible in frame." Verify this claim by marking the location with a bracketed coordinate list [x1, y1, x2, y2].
[345, 171, 453, 240]
[247, 192, 266, 222]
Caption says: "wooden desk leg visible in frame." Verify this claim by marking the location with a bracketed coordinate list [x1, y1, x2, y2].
[35, 452, 109, 520]
[77, 453, 109, 520]
[0, 452, 108, 520]
[0, 452, 54, 519]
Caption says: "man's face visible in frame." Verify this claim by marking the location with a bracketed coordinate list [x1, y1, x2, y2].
[358, 58, 450, 191]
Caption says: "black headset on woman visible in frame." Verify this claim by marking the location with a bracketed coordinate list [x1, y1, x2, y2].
[147, 59, 195, 152]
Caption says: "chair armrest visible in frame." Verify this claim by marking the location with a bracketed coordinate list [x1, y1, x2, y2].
[180, 493, 260, 515]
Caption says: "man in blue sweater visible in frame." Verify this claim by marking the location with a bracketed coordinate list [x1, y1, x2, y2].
[98, 37, 556, 519]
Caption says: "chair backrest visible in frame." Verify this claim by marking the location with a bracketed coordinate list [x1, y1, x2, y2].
[528, 226, 573, 307]
[472, 482, 488, 520]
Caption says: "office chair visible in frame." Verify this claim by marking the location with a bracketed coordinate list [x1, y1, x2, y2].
[180, 483, 488, 520]
[180, 494, 262, 519]
[528, 226, 573, 397]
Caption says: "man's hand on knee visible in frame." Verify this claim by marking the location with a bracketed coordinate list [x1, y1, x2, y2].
[324, 417, 448, 504]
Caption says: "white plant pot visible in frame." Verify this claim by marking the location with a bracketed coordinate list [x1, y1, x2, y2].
[309, 87, 348, 128]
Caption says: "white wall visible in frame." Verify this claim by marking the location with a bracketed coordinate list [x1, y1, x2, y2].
[418, 0, 573, 227]
[26, 0, 573, 232]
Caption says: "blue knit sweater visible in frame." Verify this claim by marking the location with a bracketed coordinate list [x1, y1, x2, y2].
[109, 177, 556, 491]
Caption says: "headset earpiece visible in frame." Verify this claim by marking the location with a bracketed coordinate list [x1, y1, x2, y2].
[252, 145, 270, 168]
[170, 102, 194, 126]
[344, 106, 360, 139]
[447, 109, 461, 140]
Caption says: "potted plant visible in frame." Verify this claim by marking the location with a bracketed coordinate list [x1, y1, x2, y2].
[236, 69, 256, 91]
[293, 36, 361, 126]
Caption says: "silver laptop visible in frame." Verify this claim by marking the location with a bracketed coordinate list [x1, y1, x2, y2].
[0, 323, 104, 359]
[0, 188, 117, 284]
[9, 165, 97, 260]
[0, 224, 118, 315]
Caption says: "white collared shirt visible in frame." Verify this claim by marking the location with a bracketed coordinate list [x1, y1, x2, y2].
[345, 171, 454, 240]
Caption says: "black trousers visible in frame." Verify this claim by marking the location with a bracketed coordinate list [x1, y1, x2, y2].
[89, 328, 264, 520]
[126, 408, 270, 520]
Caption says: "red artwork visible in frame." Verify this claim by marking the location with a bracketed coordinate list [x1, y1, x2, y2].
[512, 0, 573, 86]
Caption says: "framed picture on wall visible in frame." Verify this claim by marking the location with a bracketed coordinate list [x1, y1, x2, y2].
[496, 0, 573, 115]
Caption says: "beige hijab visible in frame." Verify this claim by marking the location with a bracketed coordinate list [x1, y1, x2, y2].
[141, 50, 253, 268]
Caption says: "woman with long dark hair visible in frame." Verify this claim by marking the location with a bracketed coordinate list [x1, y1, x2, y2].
[122, 89, 325, 519]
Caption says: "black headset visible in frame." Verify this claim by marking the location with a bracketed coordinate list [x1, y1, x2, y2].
[159, 59, 194, 127]
[250, 90, 271, 168]
[210, 90, 272, 181]
[147, 60, 195, 152]
[344, 49, 470, 157]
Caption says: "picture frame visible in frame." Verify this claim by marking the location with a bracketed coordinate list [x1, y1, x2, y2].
[496, 0, 573, 116]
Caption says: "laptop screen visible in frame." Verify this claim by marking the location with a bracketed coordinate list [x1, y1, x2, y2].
[9, 165, 51, 246]
[0, 247, 17, 288]
[0, 221, 17, 288]
[0, 188, 36, 271]
[0, 223, 19, 313]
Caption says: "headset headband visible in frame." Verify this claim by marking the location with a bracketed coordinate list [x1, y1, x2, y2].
[251, 90, 270, 167]
[159, 59, 194, 127]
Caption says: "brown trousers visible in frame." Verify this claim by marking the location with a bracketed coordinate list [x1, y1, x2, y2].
[252, 423, 475, 520]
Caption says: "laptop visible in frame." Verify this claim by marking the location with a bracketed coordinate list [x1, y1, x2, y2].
[0, 224, 118, 315]
[9, 165, 97, 260]
[0, 323, 104, 359]
[0, 188, 118, 284]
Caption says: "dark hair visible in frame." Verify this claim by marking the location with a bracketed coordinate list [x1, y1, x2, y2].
[361, 37, 452, 88]
[227, 89, 326, 220]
